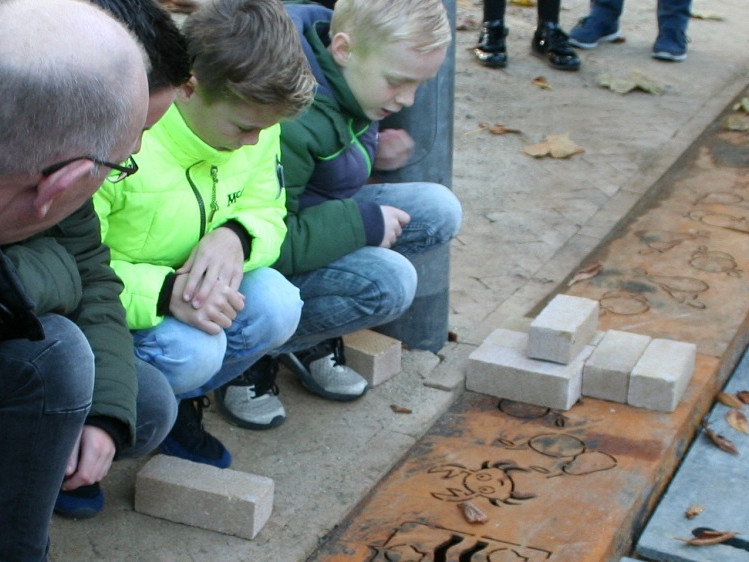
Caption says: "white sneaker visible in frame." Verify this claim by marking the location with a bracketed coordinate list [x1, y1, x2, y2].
[280, 337, 369, 401]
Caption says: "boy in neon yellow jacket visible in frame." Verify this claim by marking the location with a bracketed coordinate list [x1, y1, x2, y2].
[94, 0, 315, 467]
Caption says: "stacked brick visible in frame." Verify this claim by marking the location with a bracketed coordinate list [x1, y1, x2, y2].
[467, 294, 696, 412]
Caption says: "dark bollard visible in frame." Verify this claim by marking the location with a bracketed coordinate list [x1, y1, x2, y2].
[374, 0, 456, 353]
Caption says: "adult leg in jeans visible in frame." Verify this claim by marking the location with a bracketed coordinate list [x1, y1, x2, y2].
[0, 314, 94, 561]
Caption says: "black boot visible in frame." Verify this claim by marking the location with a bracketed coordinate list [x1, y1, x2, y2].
[532, 21, 581, 71]
[474, 20, 508, 68]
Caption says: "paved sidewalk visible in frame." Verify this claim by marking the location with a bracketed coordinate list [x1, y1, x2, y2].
[49, 0, 749, 560]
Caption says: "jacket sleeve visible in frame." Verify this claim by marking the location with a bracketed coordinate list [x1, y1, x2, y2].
[47, 202, 138, 445]
[273, 120, 367, 276]
[94, 182, 175, 330]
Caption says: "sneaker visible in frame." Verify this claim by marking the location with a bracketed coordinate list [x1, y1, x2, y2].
[474, 19, 509, 68]
[568, 15, 621, 49]
[159, 397, 231, 468]
[652, 28, 688, 61]
[54, 483, 104, 519]
[279, 337, 369, 402]
[531, 22, 581, 71]
[214, 356, 286, 430]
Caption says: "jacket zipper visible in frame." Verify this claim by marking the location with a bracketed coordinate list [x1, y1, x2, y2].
[185, 162, 207, 237]
[349, 119, 373, 175]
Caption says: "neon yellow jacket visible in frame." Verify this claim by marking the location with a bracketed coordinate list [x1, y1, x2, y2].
[94, 104, 287, 330]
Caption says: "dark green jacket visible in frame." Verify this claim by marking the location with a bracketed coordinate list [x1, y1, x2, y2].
[2, 200, 136, 446]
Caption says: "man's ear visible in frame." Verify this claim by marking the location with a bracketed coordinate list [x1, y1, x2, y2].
[33, 159, 95, 218]
[177, 75, 199, 102]
[329, 32, 353, 67]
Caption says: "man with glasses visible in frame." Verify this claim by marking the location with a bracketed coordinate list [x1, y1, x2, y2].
[0, 0, 172, 558]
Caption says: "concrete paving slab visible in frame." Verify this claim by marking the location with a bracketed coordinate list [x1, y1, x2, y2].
[635, 346, 749, 562]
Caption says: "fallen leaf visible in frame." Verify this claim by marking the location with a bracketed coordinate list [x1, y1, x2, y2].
[726, 409, 749, 433]
[702, 418, 739, 455]
[690, 9, 724, 20]
[390, 404, 412, 414]
[685, 504, 705, 519]
[678, 529, 737, 546]
[598, 71, 665, 95]
[568, 261, 603, 286]
[724, 114, 749, 131]
[479, 122, 522, 135]
[737, 390, 749, 404]
[510, 0, 536, 6]
[447, 330, 458, 342]
[459, 501, 488, 524]
[716, 391, 744, 409]
[523, 133, 584, 159]
[532, 76, 552, 90]
[734, 97, 749, 113]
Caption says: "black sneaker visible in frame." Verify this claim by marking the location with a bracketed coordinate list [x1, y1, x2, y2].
[214, 356, 286, 430]
[532, 22, 581, 71]
[279, 337, 368, 402]
[159, 397, 231, 468]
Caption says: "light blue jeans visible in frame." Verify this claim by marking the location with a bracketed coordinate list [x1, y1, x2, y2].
[591, 0, 691, 31]
[132, 267, 302, 399]
[275, 181, 462, 354]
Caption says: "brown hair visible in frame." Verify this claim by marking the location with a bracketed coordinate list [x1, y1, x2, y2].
[182, 0, 315, 117]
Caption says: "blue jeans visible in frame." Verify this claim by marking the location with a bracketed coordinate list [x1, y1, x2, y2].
[275, 181, 462, 353]
[0, 314, 94, 561]
[132, 267, 302, 399]
[591, 0, 691, 31]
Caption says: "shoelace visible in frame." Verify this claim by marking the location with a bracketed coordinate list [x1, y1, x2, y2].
[330, 337, 347, 368]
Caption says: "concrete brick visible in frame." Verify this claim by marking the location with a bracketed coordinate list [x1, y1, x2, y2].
[466, 328, 593, 410]
[134, 455, 274, 540]
[527, 294, 599, 364]
[343, 329, 401, 386]
[583, 330, 652, 403]
[627, 338, 696, 412]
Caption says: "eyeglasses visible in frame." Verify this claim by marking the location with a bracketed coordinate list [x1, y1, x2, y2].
[41, 155, 139, 183]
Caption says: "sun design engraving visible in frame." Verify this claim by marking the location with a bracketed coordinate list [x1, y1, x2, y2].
[428, 461, 536, 507]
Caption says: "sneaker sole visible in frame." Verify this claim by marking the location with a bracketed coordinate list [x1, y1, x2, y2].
[568, 30, 621, 49]
[652, 50, 687, 62]
[279, 354, 369, 402]
[214, 389, 286, 430]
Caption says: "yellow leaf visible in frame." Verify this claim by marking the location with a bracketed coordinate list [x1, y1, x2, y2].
[726, 409, 749, 433]
[547, 134, 585, 158]
[510, 0, 536, 6]
[690, 10, 724, 20]
[523, 141, 551, 157]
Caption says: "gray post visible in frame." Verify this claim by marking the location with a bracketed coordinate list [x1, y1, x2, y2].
[374, 0, 456, 353]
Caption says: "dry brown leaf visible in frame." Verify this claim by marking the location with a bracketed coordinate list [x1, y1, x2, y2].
[532, 76, 552, 90]
[684, 504, 704, 519]
[678, 529, 737, 546]
[726, 409, 749, 433]
[737, 390, 749, 404]
[523, 134, 584, 159]
[568, 262, 603, 286]
[702, 418, 739, 455]
[479, 122, 522, 135]
[390, 404, 412, 414]
[459, 501, 488, 524]
[717, 391, 744, 409]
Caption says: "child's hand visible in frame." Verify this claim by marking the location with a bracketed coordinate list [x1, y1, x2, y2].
[373, 128, 414, 171]
[379, 205, 410, 248]
[177, 227, 244, 309]
[169, 273, 245, 334]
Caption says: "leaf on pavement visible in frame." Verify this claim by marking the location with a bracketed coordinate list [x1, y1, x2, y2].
[523, 134, 584, 159]
[480, 122, 522, 135]
[678, 529, 737, 546]
[510, 0, 536, 6]
[716, 391, 744, 409]
[726, 409, 749, 434]
[701, 418, 739, 455]
[598, 71, 664, 95]
[724, 114, 749, 131]
[737, 390, 749, 404]
[532, 76, 552, 90]
[390, 404, 412, 414]
[568, 262, 603, 286]
[459, 501, 489, 524]
[734, 97, 749, 113]
[690, 10, 724, 20]
[684, 504, 704, 519]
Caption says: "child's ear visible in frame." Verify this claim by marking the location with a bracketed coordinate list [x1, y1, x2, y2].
[177, 75, 200, 101]
[34, 159, 94, 218]
[329, 32, 353, 66]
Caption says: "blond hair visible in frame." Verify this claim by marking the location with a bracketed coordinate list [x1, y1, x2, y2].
[331, 0, 451, 54]
[182, 0, 315, 117]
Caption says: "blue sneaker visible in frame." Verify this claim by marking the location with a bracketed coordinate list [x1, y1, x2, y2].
[568, 15, 620, 49]
[159, 397, 232, 468]
[652, 28, 688, 61]
[54, 483, 104, 519]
